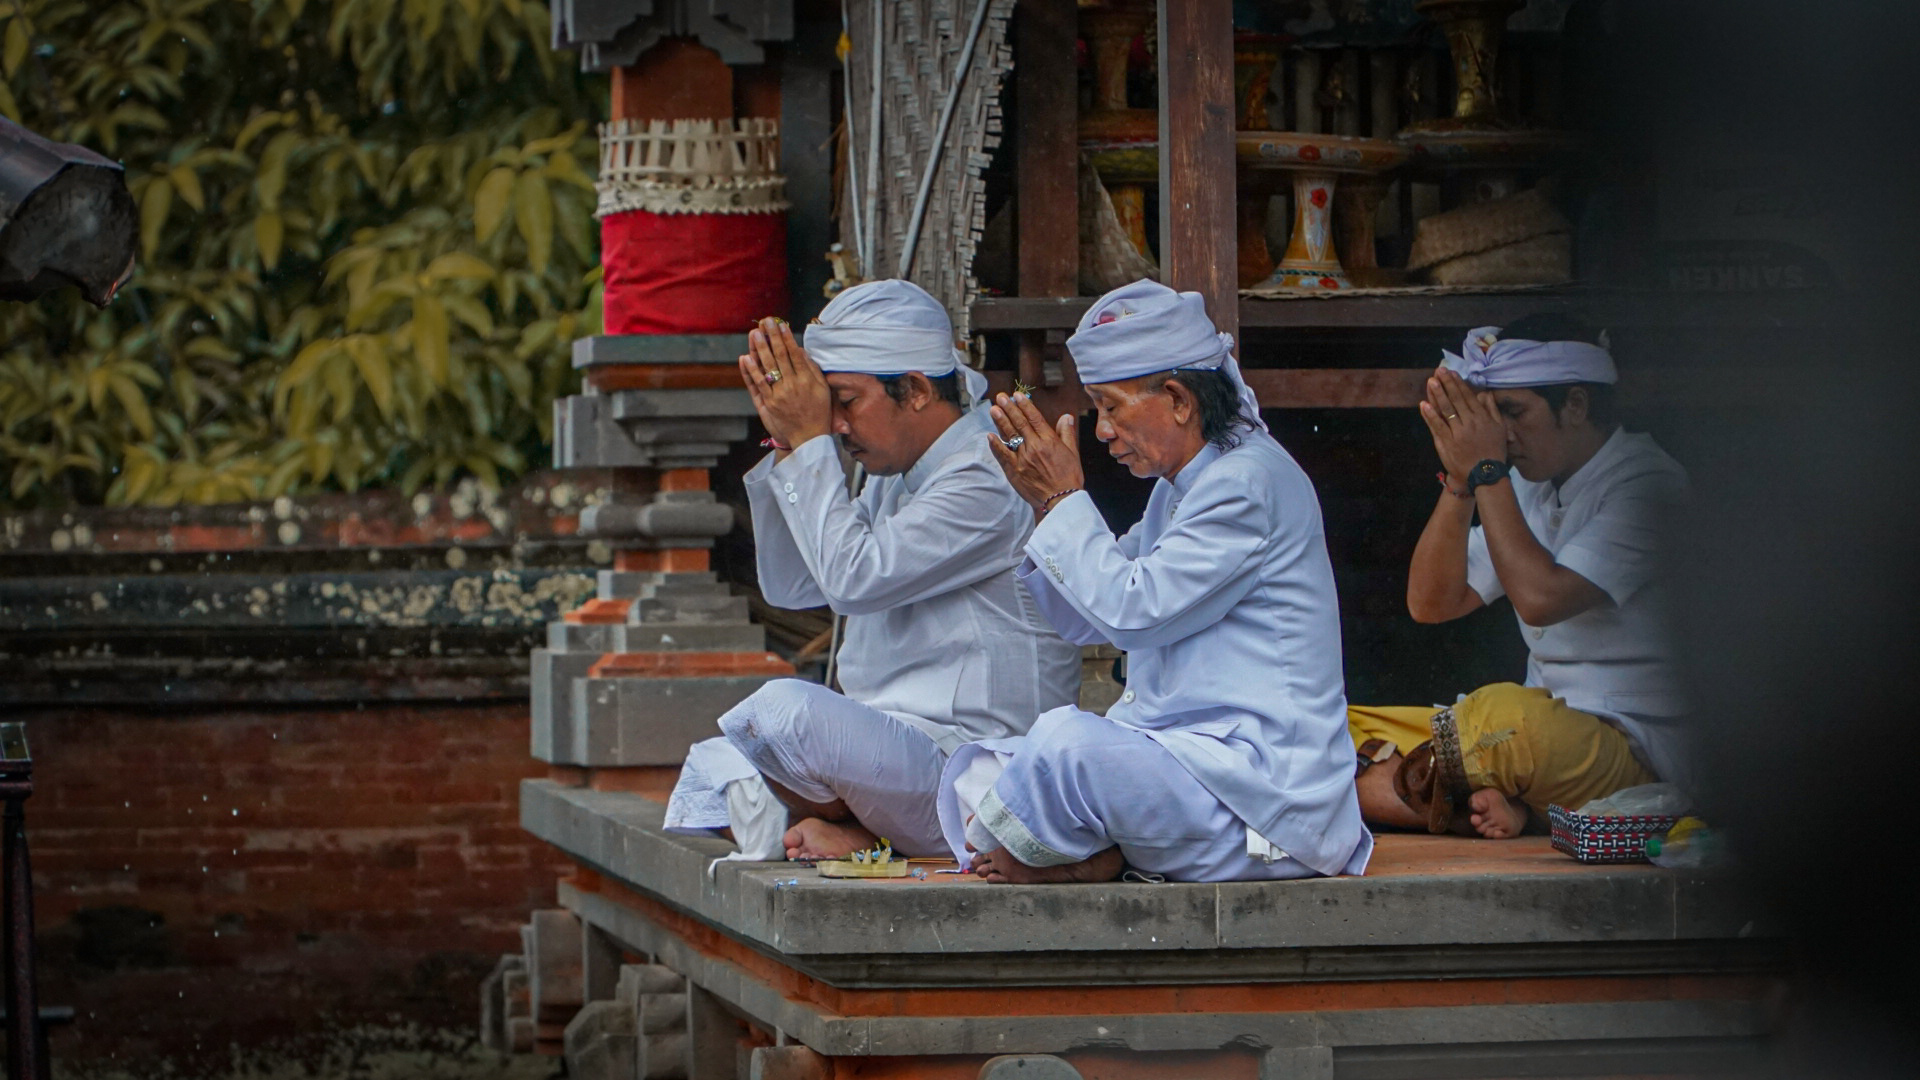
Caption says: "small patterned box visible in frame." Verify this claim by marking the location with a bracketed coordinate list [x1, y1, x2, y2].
[1548, 804, 1680, 864]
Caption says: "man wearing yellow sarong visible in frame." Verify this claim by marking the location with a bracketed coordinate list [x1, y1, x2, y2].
[1352, 317, 1688, 838]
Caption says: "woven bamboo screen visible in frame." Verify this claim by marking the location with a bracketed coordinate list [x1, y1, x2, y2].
[841, 0, 1016, 336]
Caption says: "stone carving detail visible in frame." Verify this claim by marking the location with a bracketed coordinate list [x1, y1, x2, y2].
[551, 0, 794, 69]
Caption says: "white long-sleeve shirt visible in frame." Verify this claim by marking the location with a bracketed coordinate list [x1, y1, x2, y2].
[1466, 428, 1690, 782]
[1015, 432, 1371, 877]
[745, 408, 1082, 754]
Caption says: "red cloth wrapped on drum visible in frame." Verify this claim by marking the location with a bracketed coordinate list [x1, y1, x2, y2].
[595, 118, 789, 335]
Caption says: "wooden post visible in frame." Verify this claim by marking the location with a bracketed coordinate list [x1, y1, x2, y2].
[1157, 0, 1239, 342]
[613, 39, 734, 122]
[1016, 0, 1084, 412]
[1016, 0, 1079, 300]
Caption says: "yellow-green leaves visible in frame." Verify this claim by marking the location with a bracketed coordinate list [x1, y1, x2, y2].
[234, 111, 292, 155]
[255, 211, 285, 269]
[424, 251, 495, 282]
[2, 0, 603, 507]
[473, 165, 515, 241]
[411, 293, 450, 386]
[80, 354, 162, 440]
[255, 130, 301, 210]
[169, 164, 205, 212]
[344, 334, 392, 417]
[3, 15, 29, 78]
[513, 167, 553, 273]
[139, 173, 173, 259]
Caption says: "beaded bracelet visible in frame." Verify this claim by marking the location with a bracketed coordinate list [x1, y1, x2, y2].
[1039, 488, 1081, 513]
[1435, 471, 1471, 500]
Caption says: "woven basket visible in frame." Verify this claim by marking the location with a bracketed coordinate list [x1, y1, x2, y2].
[1548, 804, 1680, 864]
[1079, 157, 1159, 293]
[1425, 232, 1571, 287]
[1407, 187, 1569, 270]
[595, 118, 787, 218]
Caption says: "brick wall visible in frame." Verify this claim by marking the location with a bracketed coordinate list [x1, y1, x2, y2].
[16, 702, 567, 1064]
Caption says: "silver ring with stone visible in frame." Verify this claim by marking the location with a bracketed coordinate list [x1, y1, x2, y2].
[1004, 436, 1025, 451]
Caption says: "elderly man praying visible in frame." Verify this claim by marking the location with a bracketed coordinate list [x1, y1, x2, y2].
[935, 279, 1372, 884]
[1347, 316, 1690, 839]
[663, 280, 1079, 864]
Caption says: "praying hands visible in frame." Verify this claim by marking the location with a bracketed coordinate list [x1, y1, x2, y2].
[740, 317, 832, 453]
[986, 391, 1084, 514]
[1419, 366, 1508, 487]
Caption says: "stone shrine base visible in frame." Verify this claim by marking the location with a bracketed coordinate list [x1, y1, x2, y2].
[507, 778, 1782, 1079]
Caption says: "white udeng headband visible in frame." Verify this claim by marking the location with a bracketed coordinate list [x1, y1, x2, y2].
[1441, 325, 1618, 388]
[801, 326, 989, 407]
[801, 324, 964, 379]
[1066, 279, 1267, 432]
[800, 279, 990, 407]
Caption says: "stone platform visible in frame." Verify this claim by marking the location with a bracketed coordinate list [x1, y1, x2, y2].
[517, 778, 1783, 1079]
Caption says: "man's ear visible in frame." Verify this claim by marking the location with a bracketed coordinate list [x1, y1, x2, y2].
[1561, 385, 1591, 428]
[904, 372, 935, 411]
[1161, 376, 1198, 427]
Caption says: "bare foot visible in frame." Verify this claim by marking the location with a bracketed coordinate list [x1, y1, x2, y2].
[970, 845, 1124, 884]
[783, 817, 878, 860]
[1467, 788, 1529, 839]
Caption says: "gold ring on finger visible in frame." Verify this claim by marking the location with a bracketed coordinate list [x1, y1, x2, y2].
[1445, 413, 1458, 420]
[765, 370, 783, 385]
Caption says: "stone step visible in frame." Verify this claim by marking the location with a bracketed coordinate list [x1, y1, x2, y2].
[530, 648, 599, 762]
[617, 622, 768, 652]
[631, 594, 752, 624]
[600, 570, 720, 599]
[538, 672, 786, 766]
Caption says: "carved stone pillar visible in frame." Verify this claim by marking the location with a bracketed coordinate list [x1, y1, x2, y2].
[538, 5, 796, 775]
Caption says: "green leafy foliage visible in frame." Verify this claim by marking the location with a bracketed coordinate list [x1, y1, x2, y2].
[0, 0, 604, 507]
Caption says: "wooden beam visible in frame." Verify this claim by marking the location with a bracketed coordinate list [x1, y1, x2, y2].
[1157, 0, 1239, 340]
[974, 291, 1861, 333]
[1241, 369, 1428, 409]
[1240, 366, 1786, 410]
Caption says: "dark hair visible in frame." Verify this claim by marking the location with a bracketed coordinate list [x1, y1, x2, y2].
[876, 371, 963, 407]
[1532, 383, 1618, 428]
[1160, 368, 1255, 449]
[1498, 313, 1617, 428]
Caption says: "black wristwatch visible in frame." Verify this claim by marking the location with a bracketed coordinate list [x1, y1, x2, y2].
[1466, 459, 1511, 494]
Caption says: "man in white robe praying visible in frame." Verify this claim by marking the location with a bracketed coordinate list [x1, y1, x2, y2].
[1348, 316, 1690, 838]
[663, 280, 1081, 862]
[937, 280, 1373, 884]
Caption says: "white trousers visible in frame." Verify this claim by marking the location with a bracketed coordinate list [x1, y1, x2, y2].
[937, 708, 1320, 883]
[664, 679, 951, 857]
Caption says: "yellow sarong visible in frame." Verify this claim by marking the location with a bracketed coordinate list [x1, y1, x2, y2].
[1348, 683, 1656, 814]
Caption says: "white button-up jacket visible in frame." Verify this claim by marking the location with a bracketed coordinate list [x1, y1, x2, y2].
[1016, 432, 1371, 877]
[746, 408, 1082, 754]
